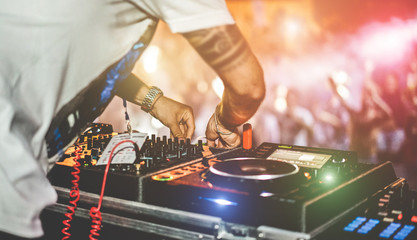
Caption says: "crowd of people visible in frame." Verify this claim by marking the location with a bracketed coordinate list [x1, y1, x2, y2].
[248, 58, 417, 188]
[256, 59, 417, 160]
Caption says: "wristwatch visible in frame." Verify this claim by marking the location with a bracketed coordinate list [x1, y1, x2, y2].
[141, 86, 163, 113]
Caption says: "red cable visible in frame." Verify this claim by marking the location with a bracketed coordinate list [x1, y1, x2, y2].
[89, 139, 138, 240]
[89, 207, 102, 239]
[61, 145, 82, 239]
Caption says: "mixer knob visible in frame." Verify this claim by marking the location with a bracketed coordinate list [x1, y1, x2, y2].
[143, 158, 154, 168]
[91, 148, 99, 160]
[313, 169, 318, 178]
[99, 141, 107, 150]
[78, 136, 85, 143]
[191, 145, 197, 155]
[399, 181, 408, 201]
[331, 155, 347, 174]
[161, 147, 167, 159]
[93, 139, 100, 148]
[153, 147, 159, 158]
[168, 138, 173, 151]
[242, 123, 252, 150]
[174, 137, 179, 150]
[84, 155, 91, 164]
[87, 137, 93, 150]
[198, 140, 203, 152]
[333, 158, 346, 164]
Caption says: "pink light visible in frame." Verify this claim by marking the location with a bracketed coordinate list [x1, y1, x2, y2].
[361, 30, 403, 61]
[358, 19, 417, 65]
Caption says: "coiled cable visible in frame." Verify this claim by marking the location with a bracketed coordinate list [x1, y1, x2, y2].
[61, 145, 82, 239]
[89, 139, 139, 240]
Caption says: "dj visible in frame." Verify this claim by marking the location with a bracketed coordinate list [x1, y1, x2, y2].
[0, 0, 265, 239]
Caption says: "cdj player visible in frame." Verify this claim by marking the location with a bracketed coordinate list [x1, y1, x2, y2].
[46, 123, 416, 240]
[143, 142, 399, 236]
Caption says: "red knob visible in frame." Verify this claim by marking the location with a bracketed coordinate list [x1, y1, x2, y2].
[242, 123, 252, 150]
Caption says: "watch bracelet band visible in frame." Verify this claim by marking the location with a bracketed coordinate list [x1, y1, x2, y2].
[141, 86, 163, 113]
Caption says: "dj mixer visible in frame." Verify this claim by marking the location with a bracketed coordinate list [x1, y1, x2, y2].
[45, 123, 417, 240]
[48, 123, 206, 202]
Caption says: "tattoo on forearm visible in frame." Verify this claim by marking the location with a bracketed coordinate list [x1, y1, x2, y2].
[183, 25, 250, 72]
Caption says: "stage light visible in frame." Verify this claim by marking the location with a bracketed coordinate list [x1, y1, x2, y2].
[358, 20, 417, 65]
[330, 71, 351, 100]
[331, 71, 349, 85]
[200, 197, 238, 206]
[274, 85, 288, 112]
[211, 76, 224, 99]
[213, 199, 237, 206]
[142, 45, 159, 73]
[361, 30, 404, 63]
[336, 85, 350, 100]
[284, 18, 301, 39]
[260, 192, 274, 197]
[324, 174, 334, 182]
[274, 98, 287, 113]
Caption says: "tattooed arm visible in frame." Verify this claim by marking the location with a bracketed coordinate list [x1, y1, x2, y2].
[183, 25, 265, 148]
[117, 74, 195, 139]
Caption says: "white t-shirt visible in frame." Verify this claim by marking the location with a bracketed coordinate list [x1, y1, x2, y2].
[0, 0, 234, 237]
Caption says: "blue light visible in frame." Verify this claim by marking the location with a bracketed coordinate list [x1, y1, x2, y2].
[343, 226, 356, 232]
[213, 199, 237, 206]
[379, 222, 402, 238]
[259, 191, 274, 197]
[393, 225, 415, 240]
[357, 219, 379, 234]
[133, 42, 144, 50]
[200, 197, 238, 206]
[343, 216, 367, 232]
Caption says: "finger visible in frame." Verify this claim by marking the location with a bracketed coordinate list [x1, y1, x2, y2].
[219, 133, 241, 149]
[170, 124, 185, 140]
[183, 116, 195, 139]
[207, 139, 216, 148]
[205, 119, 218, 141]
[217, 139, 225, 148]
[180, 123, 186, 136]
[218, 136, 231, 148]
[229, 138, 242, 148]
